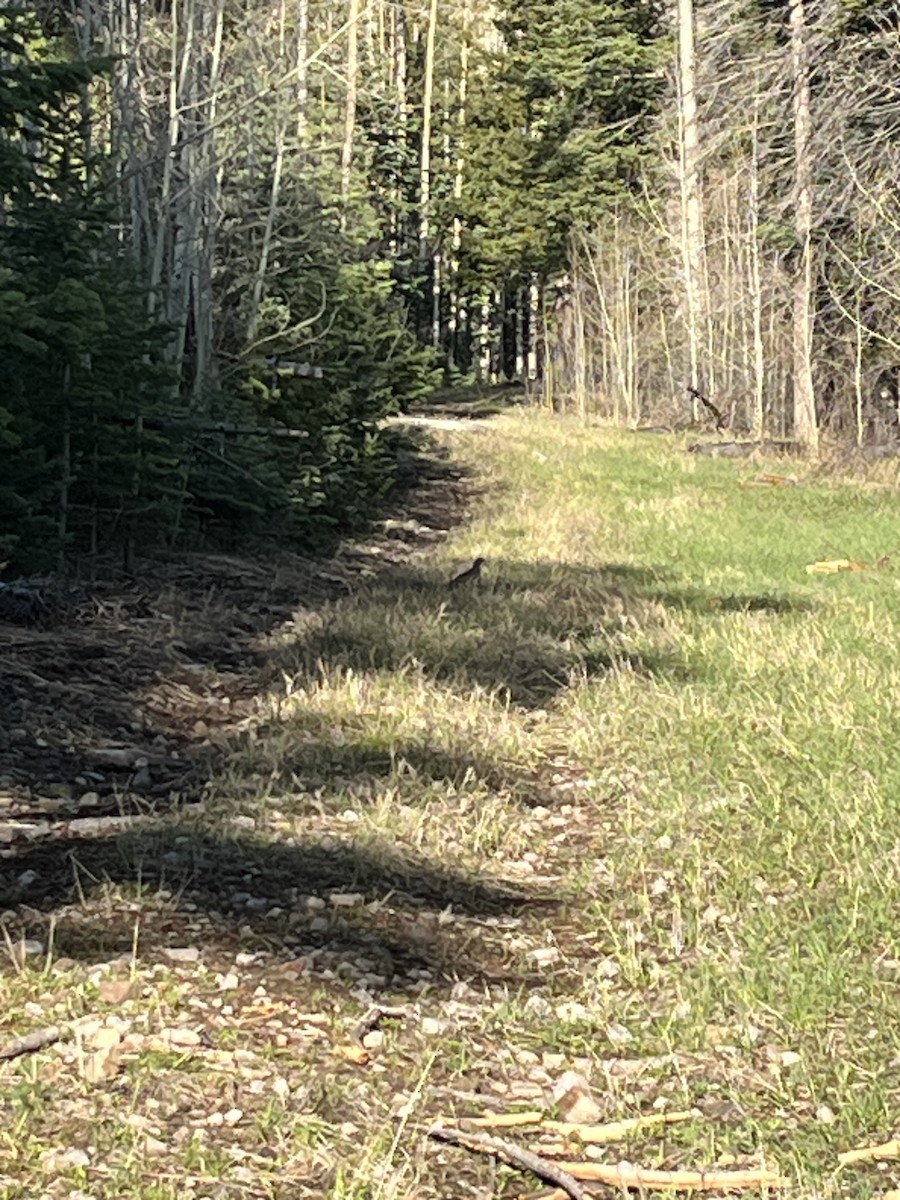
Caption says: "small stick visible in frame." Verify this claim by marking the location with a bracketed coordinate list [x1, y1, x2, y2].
[467, 1110, 545, 1129]
[429, 1125, 585, 1200]
[0, 1025, 64, 1062]
[552, 1159, 786, 1191]
[544, 1109, 697, 1144]
[839, 1138, 900, 1166]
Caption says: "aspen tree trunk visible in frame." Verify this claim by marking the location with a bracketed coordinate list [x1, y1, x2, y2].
[193, 0, 224, 400]
[572, 276, 588, 420]
[748, 106, 766, 438]
[527, 280, 539, 384]
[789, 0, 818, 454]
[149, 0, 186, 317]
[418, 0, 438, 266]
[249, 0, 288, 341]
[166, 0, 197, 394]
[623, 248, 636, 425]
[676, 0, 706, 419]
[247, 123, 286, 345]
[854, 300, 865, 447]
[542, 295, 554, 409]
[448, 0, 469, 370]
[296, 0, 309, 143]
[391, 2, 408, 255]
[340, 0, 360, 216]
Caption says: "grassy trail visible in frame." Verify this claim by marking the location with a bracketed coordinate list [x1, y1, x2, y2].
[3, 412, 900, 1198]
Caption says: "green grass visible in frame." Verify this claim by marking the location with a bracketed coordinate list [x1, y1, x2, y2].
[3, 411, 900, 1198]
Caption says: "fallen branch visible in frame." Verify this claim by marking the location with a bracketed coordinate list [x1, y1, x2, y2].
[429, 1125, 584, 1200]
[551, 1160, 786, 1191]
[687, 385, 727, 432]
[0, 1025, 64, 1062]
[838, 1138, 900, 1166]
[467, 1110, 545, 1129]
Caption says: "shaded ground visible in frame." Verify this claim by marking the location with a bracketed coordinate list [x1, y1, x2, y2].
[0, 450, 466, 825]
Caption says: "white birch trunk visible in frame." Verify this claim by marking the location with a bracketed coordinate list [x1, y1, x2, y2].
[789, 0, 818, 453]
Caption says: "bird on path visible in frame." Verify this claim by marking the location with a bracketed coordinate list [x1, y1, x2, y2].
[448, 557, 485, 590]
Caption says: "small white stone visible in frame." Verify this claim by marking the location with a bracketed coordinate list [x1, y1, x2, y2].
[527, 946, 561, 965]
[42, 1147, 91, 1169]
[420, 1017, 448, 1036]
[163, 947, 200, 964]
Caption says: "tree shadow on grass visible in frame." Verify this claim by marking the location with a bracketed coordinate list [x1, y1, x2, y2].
[652, 588, 812, 616]
[272, 558, 687, 713]
[267, 557, 811, 709]
[3, 825, 558, 992]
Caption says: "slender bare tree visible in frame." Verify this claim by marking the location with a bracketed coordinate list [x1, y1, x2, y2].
[789, 0, 818, 453]
[676, 0, 707, 421]
[340, 0, 361, 217]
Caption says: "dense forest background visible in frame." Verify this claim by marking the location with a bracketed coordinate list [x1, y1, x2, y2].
[2, 0, 899, 571]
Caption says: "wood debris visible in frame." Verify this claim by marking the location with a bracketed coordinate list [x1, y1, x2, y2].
[806, 558, 870, 574]
[429, 1125, 584, 1200]
[544, 1109, 698, 1143]
[838, 1138, 900, 1166]
[0, 1024, 65, 1063]
[548, 1160, 787, 1190]
[437, 1109, 787, 1194]
[467, 1110, 545, 1129]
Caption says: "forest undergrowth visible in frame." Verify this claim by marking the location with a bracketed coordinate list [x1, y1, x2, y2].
[2, 410, 900, 1199]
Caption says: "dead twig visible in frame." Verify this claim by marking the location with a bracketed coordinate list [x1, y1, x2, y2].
[0, 1025, 64, 1063]
[544, 1109, 698, 1144]
[429, 1125, 585, 1200]
[467, 1110, 545, 1129]
[548, 1160, 787, 1191]
[839, 1139, 900, 1166]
